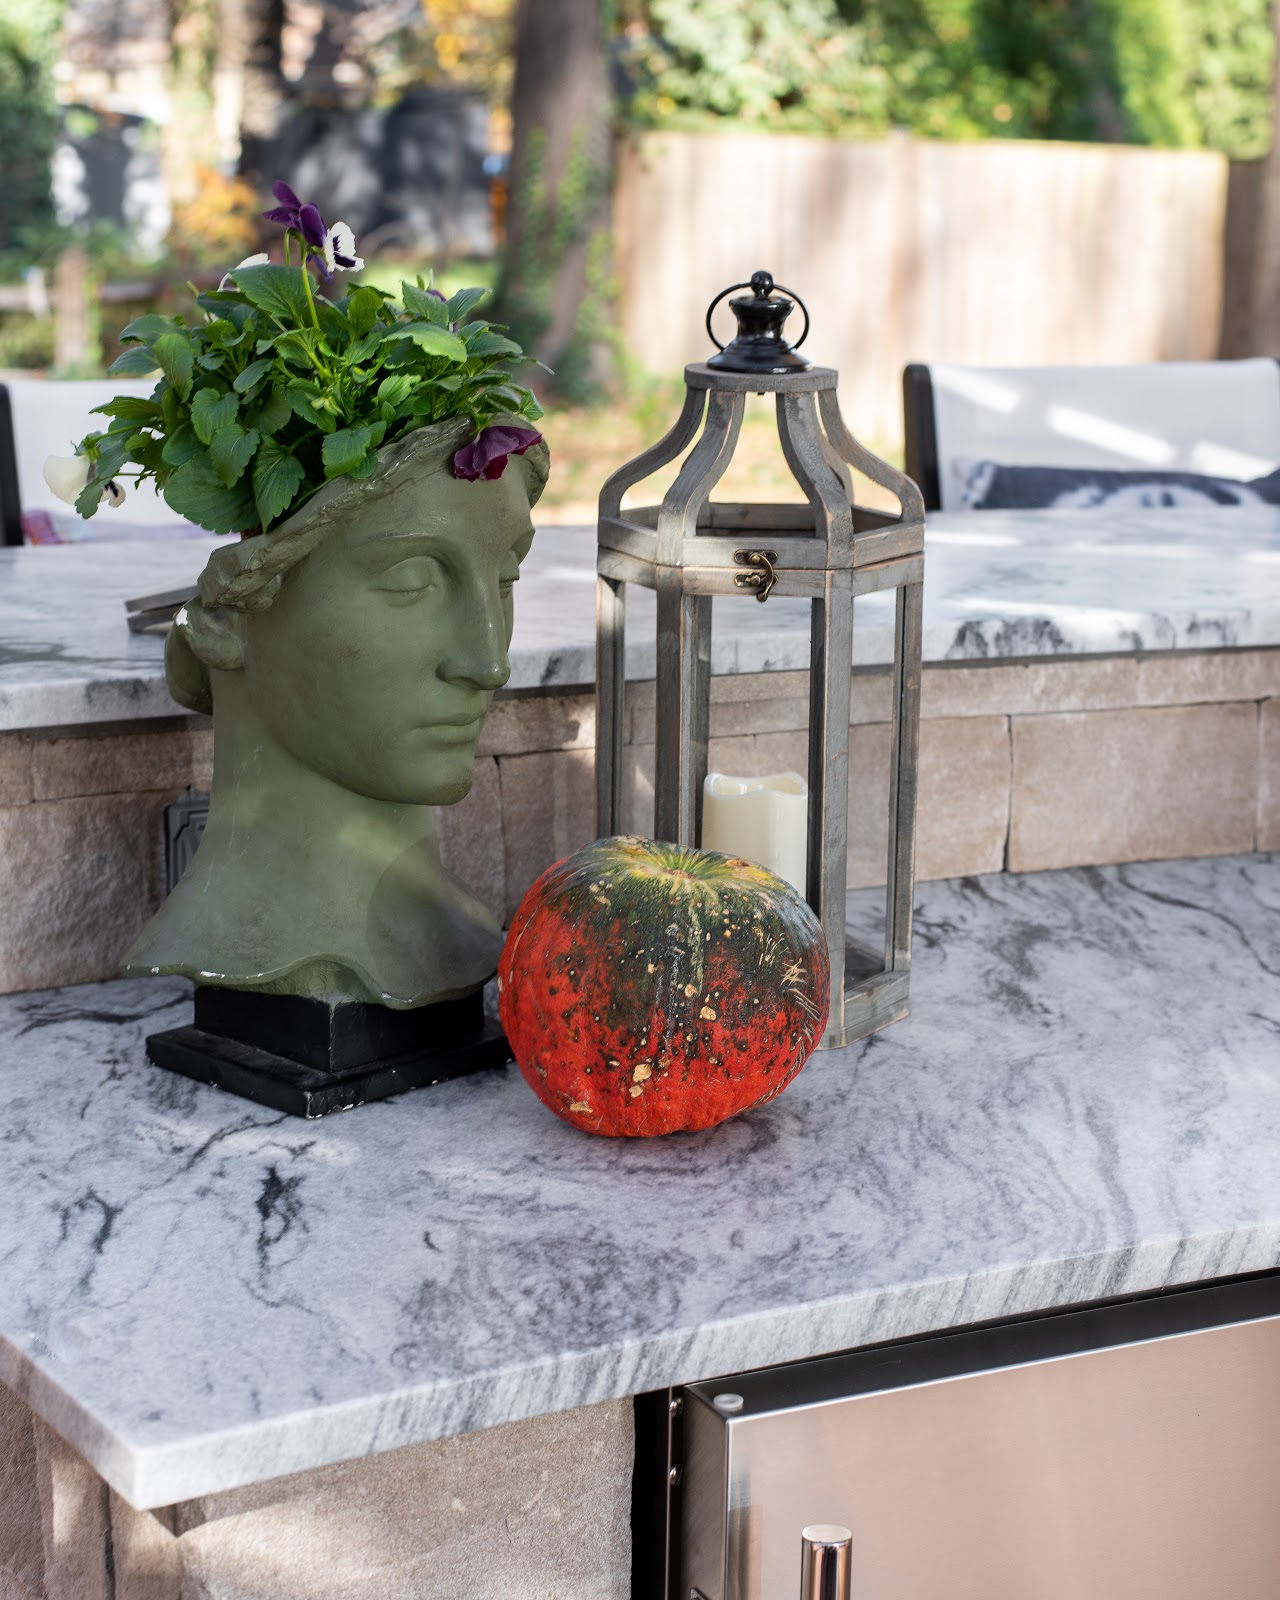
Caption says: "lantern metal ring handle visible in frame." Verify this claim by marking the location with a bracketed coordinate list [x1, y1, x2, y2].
[705, 272, 810, 352]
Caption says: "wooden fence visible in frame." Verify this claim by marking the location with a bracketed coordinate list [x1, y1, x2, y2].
[614, 131, 1230, 447]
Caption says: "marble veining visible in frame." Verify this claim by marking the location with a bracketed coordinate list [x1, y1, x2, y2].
[2, 505, 1279, 730]
[0, 853, 1277, 1506]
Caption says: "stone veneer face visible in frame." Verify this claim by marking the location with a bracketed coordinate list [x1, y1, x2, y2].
[0, 652, 1276, 994]
[2, 1378, 635, 1600]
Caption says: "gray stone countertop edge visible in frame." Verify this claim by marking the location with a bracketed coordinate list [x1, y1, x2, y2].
[4, 1223, 1277, 1509]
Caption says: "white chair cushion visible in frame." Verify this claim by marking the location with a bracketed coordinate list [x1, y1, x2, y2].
[930, 360, 1280, 512]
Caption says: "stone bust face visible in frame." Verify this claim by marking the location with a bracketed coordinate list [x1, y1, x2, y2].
[238, 462, 536, 807]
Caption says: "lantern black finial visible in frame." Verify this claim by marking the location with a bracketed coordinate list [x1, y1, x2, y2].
[705, 270, 811, 374]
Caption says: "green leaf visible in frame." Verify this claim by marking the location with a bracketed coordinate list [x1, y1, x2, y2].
[96, 428, 137, 470]
[252, 436, 308, 528]
[90, 395, 162, 422]
[161, 385, 184, 432]
[285, 380, 336, 433]
[204, 317, 253, 349]
[244, 384, 292, 435]
[74, 478, 105, 518]
[209, 424, 260, 487]
[484, 383, 530, 409]
[119, 313, 174, 345]
[163, 452, 259, 534]
[446, 286, 488, 324]
[343, 285, 386, 339]
[376, 374, 417, 410]
[396, 322, 468, 363]
[232, 263, 314, 325]
[234, 357, 275, 394]
[274, 328, 321, 367]
[107, 345, 162, 377]
[465, 330, 523, 358]
[347, 449, 380, 480]
[190, 387, 240, 445]
[197, 351, 227, 370]
[402, 282, 449, 325]
[195, 292, 253, 329]
[484, 383, 543, 421]
[321, 420, 386, 478]
[347, 328, 390, 365]
[130, 439, 165, 475]
[161, 423, 202, 467]
[316, 300, 349, 349]
[153, 332, 194, 399]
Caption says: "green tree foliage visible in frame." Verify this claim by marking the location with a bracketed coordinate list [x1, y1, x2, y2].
[1183, 0, 1275, 159]
[621, 0, 884, 133]
[621, 0, 1273, 158]
[0, 0, 61, 256]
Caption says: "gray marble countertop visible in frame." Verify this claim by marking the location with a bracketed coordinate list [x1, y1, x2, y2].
[2, 505, 1279, 731]
[1, 852, 1277, 1507]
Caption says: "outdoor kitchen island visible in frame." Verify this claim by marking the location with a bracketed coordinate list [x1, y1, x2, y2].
[0, 848, 1277, 1599]
[1, 506, 1279, 1597]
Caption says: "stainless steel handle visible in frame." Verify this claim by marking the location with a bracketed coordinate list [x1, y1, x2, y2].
[800, 1524, 851, 1600]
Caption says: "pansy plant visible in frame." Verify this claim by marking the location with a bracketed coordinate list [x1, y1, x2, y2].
[52, 182, 544, 536]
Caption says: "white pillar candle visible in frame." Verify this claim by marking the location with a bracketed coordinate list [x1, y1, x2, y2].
[700, 771, 809, 895]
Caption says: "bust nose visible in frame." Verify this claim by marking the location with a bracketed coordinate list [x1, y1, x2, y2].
[437, 578, 512, 691]
[441, 650, 509, 692]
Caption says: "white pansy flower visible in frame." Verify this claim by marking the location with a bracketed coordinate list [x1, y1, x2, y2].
[324, 221, 364, 277]
[219, 252, 270, 290]
[42, 454, 125, 510]
[42, 454, 90, 504]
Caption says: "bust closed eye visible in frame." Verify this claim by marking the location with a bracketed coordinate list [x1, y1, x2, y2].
[375, 554, 442, 599]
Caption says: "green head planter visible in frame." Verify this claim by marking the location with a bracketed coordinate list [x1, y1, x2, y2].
[124, 417, 551, 1008]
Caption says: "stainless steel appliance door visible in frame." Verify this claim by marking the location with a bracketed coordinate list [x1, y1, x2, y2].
[680, 1277, 1280, 1600]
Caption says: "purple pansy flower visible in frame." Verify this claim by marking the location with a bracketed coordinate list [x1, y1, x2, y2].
[262, 181, 363, 281]
[453, 425, 543, 482]
[263, 181, 328, 250]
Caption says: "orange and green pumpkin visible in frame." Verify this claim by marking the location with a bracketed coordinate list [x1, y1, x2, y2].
[498, 835, 830, 1137]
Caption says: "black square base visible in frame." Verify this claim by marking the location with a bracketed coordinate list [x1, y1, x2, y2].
[146, 986, 511, 1118]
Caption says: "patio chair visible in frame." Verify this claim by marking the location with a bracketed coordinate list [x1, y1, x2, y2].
[0, 375, 203, 544]
[902, 358, 1280, 512]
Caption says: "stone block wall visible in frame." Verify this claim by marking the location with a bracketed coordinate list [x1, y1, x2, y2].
[450, 648, 1280, 923]
[0, 719, 212, 995]
[0, 1378, 633, 1600]
[1, 650, 1277, 996]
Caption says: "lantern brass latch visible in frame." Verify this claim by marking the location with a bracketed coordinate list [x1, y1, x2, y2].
[733, 548, 778, 602]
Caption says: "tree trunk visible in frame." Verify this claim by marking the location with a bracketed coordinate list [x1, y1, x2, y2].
[235, 0, 288, 184]
[1248, 0, 1280, 352]
[166, 0, 221, 207]
[497, 0, 614, 400]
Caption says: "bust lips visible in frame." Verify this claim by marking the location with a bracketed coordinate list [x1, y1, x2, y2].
[417, 709, 488, 740]
[421, 718, 486, 742]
